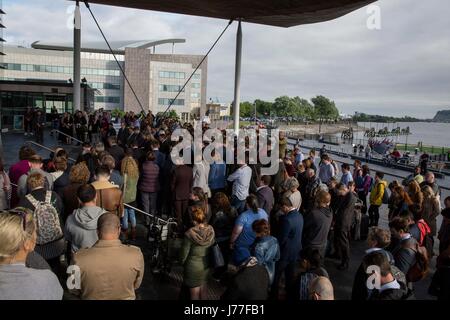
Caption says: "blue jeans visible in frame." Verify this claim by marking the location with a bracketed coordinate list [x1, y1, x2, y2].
[231, 195, 246, 214]
[122, 207, 136, 229]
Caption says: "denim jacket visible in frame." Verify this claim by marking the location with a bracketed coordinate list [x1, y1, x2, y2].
[208, 162, 227, 190]
[251, 235, 280, 285]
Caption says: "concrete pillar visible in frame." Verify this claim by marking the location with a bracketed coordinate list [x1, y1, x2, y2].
[73, 1, 81, 111]
[232, 19, 242, 134]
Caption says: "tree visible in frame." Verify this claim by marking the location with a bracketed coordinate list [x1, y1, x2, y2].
[239, 101, 254, 117]
[311, 95, 339, 121]
[156, 110, 179, 120]
[254, 99, 272, 117]
[111, 108, 125, 119]
[292, 96, 314, 119]
[273, 96, 297, 117]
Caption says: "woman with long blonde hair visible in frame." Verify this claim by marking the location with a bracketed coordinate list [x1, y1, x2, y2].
[121, 149, 140, 240]
[407, 180, 424, 212]
[0, 208, 63, 299]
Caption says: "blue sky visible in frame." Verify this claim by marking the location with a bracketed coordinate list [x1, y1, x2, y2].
[2, 0, 450, 118]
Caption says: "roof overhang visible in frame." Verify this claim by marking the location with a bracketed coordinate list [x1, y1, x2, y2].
[76, 0, 377, 28]
[31, 39, 186, 54]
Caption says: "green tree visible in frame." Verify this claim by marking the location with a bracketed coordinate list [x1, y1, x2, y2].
[254, 99, 272, 117]
[111, 108, 125, 119]
[311, 95, 339, 121]
[156, 110, 179, 120]
[273, 96, 297, 117]
[239, 101, 254, 117]
[292, 96, 314, 119]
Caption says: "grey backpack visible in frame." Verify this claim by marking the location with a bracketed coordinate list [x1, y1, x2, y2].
[26, 191, 63, 245]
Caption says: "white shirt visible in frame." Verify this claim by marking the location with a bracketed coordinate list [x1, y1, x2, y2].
[193, 160, 211, 197]
[379, 279, 400, 293]
[227, 165, 252, 201]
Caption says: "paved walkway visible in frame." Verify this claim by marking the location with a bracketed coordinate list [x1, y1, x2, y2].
[0, 130, 441, 300]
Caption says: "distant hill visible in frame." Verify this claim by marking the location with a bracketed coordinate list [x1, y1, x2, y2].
[433, 110, 450, 122]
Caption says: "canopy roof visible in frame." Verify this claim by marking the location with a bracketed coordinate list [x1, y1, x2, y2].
[31, 39, 186, 53]
[78, 0, 376, 27]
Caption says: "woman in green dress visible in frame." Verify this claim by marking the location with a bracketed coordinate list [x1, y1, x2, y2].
[180, 206, 215, 300]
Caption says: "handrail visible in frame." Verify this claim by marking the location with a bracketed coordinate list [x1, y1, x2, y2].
[26, 141, 77, 163]
[51, 129, 83, 144]
[287, 140, 450, 191]
[11, 181, 175, 224]
[124, 203, 177, 226]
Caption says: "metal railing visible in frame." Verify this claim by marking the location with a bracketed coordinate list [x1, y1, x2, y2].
[25, 141, 77, 163]
[287, 139, 450, 191]
[124, 203, 177, 226]
[51, 129, 83, 144]
[10, 180, 175, 225]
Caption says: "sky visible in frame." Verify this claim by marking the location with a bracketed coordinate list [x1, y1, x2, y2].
[2, 0, 450, 118]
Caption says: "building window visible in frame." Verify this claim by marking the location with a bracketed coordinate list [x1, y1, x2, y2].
[159, 71, 185, 79]
[191, 92, 200, 98]
[4, 63, 120, 77]
[82, 52, 124, 61]
[192, 73, 201, 80]
[88, 82, 120, 90]
[191, 82, 201, 89]
[95, 96, 121, 104]
[159, 84, 184, 92]
[158, 98, 184, 106]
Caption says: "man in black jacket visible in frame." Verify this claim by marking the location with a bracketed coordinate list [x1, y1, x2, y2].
[271, 197, 303, 299]
[364, 251, 414, 300]
[438, 207, 450, 254]
[34, 109, 46, 144]
[106, 136, 125, 171]
[388, 217, 417, 278]
[334, 183, 357, 270]
[117, 122, 129, 147]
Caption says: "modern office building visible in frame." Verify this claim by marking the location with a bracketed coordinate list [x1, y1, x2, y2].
[0, 39, 207, 122]
[0, 0, 5, 65]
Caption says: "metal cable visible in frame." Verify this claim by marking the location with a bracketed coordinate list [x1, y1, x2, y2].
[84, 1, 146, 115]
[161, 19, 234, 117]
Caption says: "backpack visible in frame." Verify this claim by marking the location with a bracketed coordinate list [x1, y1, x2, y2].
[382, 185, 390, 204]
[26, 191, 63, 245]
[417, 220, 434, 258]
[402, 240, 429, 283]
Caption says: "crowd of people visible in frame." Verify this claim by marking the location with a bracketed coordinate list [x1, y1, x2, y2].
[0, 109, 449, 301]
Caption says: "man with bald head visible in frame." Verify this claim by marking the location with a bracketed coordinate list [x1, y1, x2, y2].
[72, 213, 144, 300]
[309, 276, 334, 301]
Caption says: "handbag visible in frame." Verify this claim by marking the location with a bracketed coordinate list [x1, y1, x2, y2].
[210, 242, 225, 269]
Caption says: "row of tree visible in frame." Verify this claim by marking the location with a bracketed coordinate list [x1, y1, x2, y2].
[353, 112, 423, 123]
[238, 95, 340, 121]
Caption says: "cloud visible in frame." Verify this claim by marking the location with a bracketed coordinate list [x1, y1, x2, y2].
[3, 0, 450, 118]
